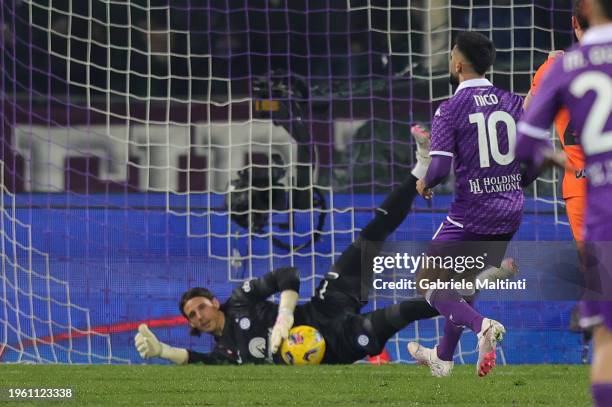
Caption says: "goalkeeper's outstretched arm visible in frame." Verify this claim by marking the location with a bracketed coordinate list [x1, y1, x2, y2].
[134, 324, 189, 364]
[135, 324, 241, 365]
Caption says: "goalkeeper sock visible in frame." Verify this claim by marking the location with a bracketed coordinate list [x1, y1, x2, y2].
[367, 298, 439, 345]
[592, 383, 612, 407]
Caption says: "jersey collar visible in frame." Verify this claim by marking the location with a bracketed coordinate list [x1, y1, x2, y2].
[582, 23, 612, 46]
[454, 78, 493, 95]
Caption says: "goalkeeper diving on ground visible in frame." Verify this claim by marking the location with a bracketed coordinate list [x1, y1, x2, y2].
[134, 159, 439, 365]
[134, 132, 519, 366]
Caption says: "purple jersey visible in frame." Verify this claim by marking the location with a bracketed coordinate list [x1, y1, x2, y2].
[516, 24, 612, 242]
[429, 78, 525, 235]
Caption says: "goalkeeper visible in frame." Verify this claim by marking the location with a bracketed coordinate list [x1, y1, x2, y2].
[135, 141, 513, 365]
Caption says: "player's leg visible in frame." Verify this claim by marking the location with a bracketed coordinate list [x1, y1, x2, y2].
[565, 195, 585, 243]
[581, 301, 612, 406]
[325, 297, 439, 364]
[580, 239, 612, 406]
[320, 125, 431, 300]
[407, 220, 468, 374]
[410, 297, 504, 378]
[411, 227, 513, 376]
[362, 298, 440, 349]
[334, 173, 419, 277]
[438, 238, 512, 377]
[314, 170, 423, 315]
[564, 196, 591, 357]
[592, 325, 612, 406]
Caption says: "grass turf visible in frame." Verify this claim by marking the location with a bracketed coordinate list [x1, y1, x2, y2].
[0, 364, 590, 406]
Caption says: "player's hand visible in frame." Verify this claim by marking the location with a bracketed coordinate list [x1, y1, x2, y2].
[269, 309, 294, 355]
[416, 179, 433, 200]
[135, 324, 162, 359]
[134, 324, 189, 364]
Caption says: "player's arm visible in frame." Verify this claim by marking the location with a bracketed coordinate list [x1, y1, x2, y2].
[519, 162, 541, 187]
[524, 51, 563, 111]
[422, 156, 452, 189]
[186, 345, 241, 365]
[417, 103, 455, 198]
[134, 324, 189, 364]
[235, 266, 300, 303]
[516, 56, 565, 171]
[134, 324, 243, 365]
[232, 267, 300, 354]
[186, 351, 230, 365]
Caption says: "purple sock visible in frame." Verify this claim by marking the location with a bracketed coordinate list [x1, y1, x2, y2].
[429, 289, 484, 334]
[592, 383, 612, 407]
[436, 321, 463, 361]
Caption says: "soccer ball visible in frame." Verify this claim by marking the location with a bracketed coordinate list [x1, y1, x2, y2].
[280, 325, 326, 365]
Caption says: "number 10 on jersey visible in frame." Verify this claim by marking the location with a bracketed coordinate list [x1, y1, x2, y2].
[469, 111, 517, 168]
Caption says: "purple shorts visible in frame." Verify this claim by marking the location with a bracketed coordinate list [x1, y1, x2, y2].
[433, 217, 515, 242]
[431, 217, 515, 267]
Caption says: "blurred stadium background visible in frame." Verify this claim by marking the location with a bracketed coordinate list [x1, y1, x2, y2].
[0, 0, 582, 364]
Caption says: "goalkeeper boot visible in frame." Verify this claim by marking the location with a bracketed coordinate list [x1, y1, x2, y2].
[476, 318, 505, 377]
[407, 342, 453, 378]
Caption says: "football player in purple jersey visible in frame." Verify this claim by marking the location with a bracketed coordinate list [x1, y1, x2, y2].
[409, 31, 528, 378]
[515, 0, 612, 404]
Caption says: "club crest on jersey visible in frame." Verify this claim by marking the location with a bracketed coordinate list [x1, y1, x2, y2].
[239, 317, 251, 330]
[357, 334, 370, 347]
[242, 281, 251, 293]
[248, 337, 267, 359]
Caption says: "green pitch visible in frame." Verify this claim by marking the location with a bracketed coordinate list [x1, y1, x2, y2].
[0, 364, 590, 406]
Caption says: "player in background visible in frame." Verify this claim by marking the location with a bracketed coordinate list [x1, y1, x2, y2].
[525, 0, 592, 355]
[408, 31, 526, 378]
[515, 0, 612, 405]
[134, 155, 443, 365]
[525, 0, 589, 244]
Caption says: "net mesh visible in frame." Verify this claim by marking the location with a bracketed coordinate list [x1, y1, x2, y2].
[0, 0, 574, 363]
[0, 161, 129, 363]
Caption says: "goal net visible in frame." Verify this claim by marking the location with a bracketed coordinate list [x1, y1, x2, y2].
[1, 0, 574, 364]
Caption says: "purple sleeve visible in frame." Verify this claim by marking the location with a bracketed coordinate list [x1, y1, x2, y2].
[424, 155, 452, 189]
[515, 57, 564, 166]
[430, 102, 456, 157]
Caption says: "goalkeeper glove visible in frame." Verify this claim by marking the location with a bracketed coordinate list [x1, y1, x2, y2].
[134, 324, 188, 365]
[269, 290, 299, 355]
